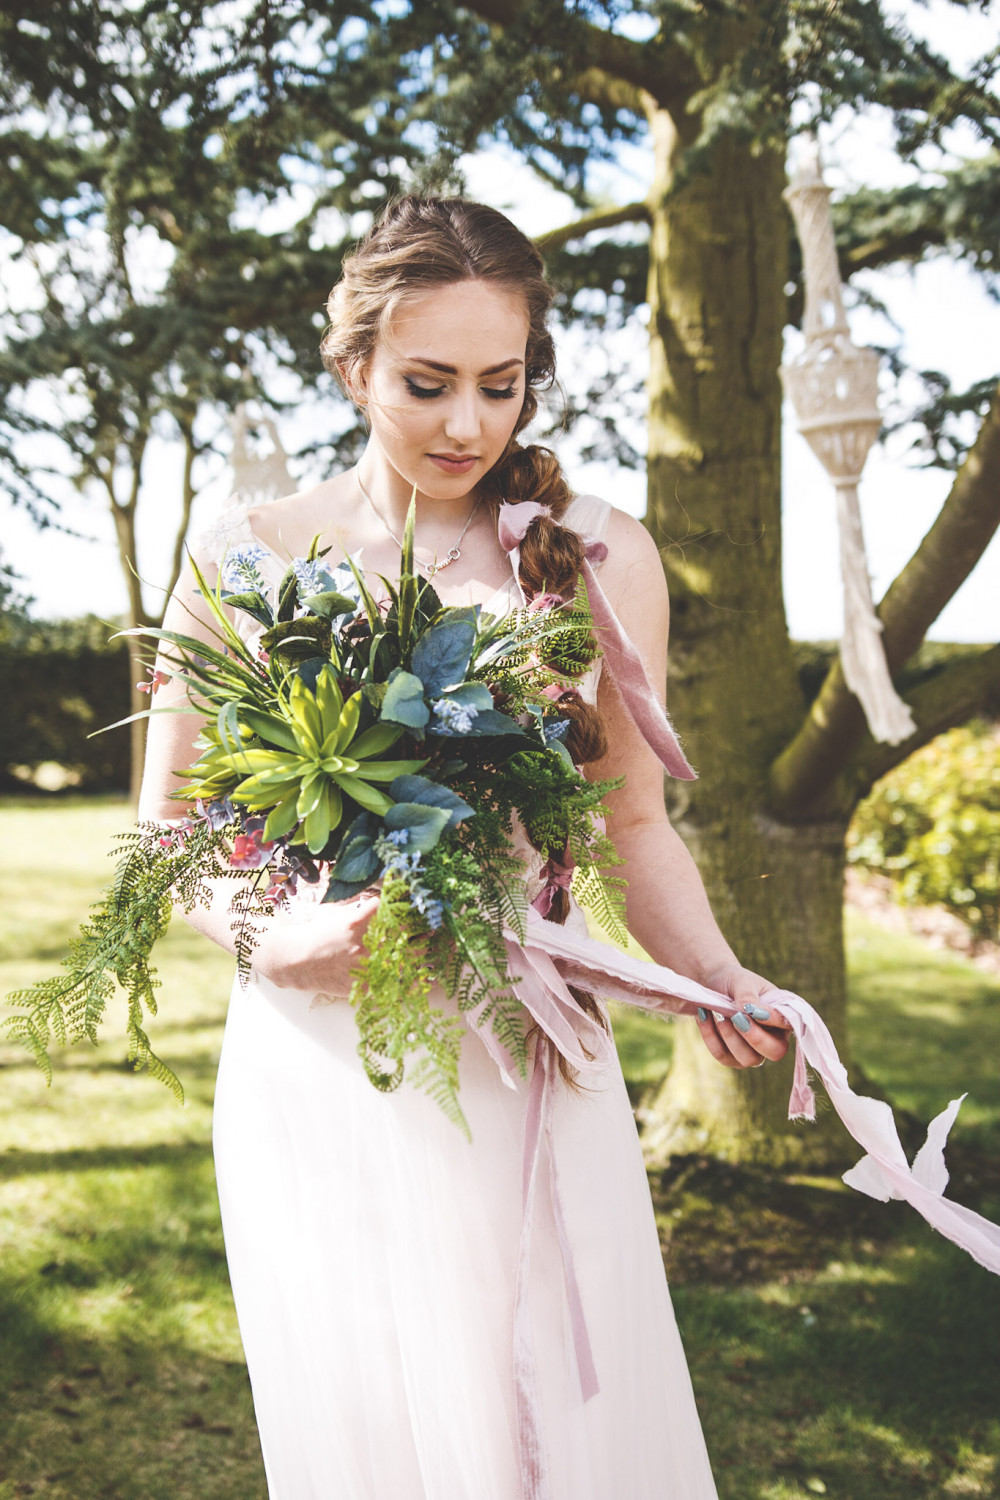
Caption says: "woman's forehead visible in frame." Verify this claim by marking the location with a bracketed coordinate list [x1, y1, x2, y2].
[379, 280, 529, 368]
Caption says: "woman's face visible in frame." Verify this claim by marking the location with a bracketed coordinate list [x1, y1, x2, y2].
[355, 280, 530, 499]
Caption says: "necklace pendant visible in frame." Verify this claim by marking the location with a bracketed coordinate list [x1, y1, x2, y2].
[426, 546, 461, 579]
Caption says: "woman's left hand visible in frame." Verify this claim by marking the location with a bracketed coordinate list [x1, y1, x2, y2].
[694, 964, 791, 1070]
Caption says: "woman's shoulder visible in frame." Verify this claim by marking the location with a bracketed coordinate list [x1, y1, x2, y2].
[566, 493, 663, 571]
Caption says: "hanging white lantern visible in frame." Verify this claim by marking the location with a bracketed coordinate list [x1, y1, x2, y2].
[228, 403, 294, 507]
[781, 143, 916, 746]
[193, 402, 295, 563]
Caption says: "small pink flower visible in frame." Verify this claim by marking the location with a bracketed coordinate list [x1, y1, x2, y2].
[229, 829, 275, 870]
[137, 669, 171, 695]
[262, 869, 297, 906]
[527, 592, 564, 613]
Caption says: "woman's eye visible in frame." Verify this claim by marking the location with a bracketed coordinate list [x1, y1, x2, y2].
[483, 385, 517, 401]
[404, 378, 445, 399]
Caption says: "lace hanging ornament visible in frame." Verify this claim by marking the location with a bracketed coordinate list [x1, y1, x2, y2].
[194, 404, 295, 564]
[781, 144, 916, 746]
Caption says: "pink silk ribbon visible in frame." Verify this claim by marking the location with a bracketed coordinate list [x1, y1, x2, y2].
[530, 853, 576, 918]
[469, 910, 1000, 1500]
[496, 500, 696, 780]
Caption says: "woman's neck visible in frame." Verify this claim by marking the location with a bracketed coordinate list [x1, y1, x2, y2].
[355, 444, 481, 537]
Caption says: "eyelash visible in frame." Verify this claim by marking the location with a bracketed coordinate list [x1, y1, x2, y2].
[404, 377, 517, 402]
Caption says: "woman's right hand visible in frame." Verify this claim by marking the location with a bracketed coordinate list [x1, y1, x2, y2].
[252, 891, 382, 997]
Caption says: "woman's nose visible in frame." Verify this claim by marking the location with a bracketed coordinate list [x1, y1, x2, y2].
[443, 387, 481, 445]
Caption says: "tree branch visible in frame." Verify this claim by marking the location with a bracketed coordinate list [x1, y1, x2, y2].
[846, 643, 1000, 802]
[770, 385, 1000, 820]
[535, 199, 650, 253]
[462, 0, 697, 113]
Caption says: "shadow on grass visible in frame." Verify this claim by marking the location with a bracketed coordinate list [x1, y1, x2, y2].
[0, 1138, 213, 1183]
[670, 1195, 1000, 1500]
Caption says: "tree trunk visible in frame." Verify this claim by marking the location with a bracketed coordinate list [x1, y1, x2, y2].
[642, 107, 852, 1165]
[109, 485, 152, 808]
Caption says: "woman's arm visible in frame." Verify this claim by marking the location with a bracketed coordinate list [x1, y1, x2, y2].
[136, 554, 378, 995]
[586, 510, 789, 1068]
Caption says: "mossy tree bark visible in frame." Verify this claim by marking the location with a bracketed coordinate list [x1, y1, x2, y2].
[638, 105, 849, 1165]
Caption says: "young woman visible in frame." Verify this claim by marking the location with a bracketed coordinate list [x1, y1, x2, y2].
[139, 195, 790, 1500]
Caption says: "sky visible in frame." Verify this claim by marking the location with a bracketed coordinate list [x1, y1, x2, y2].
[2, 0, 998, 645]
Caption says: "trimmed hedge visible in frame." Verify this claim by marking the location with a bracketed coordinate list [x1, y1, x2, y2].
[0, 615, 131, 792]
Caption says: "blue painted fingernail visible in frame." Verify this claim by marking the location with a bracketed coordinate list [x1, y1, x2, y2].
[743, 1003, 772, 1022]
[697, 1007, 708, 1022]
[732, 1012, 752, 1034]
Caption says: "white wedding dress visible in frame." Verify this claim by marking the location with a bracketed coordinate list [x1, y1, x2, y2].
[207, 494, 719, 1500]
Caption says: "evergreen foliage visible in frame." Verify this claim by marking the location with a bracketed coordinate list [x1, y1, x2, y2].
[848, 720, 1000, 940]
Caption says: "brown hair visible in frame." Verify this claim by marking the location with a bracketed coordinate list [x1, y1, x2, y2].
[323, 196, 608, 1070]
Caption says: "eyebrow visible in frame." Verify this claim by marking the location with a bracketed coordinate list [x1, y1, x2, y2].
[408, 357, 524, 377]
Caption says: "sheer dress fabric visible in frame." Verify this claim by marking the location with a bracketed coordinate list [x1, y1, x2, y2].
[208, 493, 719, 1500]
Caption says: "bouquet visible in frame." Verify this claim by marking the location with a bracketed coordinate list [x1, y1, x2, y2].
[6, 497, 626, 1131]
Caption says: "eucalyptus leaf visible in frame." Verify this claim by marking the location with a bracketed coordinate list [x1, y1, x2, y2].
[381, 668, 430, 728]
[410, 619, 476, 696]
[383, 802, 452, 853]
[435, 681, 494, 712]
[388, 775, 473, 829]
[451, 708, 527, 738]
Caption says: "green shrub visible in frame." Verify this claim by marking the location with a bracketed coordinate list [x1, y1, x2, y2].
[847, 720, 1000, 939]
[0, 615, 130, 792]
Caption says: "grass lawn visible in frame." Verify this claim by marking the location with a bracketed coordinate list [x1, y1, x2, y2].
[1, 797, 998, 1500]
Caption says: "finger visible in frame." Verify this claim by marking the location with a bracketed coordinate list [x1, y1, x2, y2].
[733, 1013, 791, 1062]
[695, 1010, 741, 1068]
[713, 1013, 763, 1068]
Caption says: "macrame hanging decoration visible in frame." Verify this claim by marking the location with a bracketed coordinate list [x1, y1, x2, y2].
[196, 403, 296, 559]
[781, 146, 916, 745]
[228, 403, 294, 507]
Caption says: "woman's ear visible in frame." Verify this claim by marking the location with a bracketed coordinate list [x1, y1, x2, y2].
[336, 358, 369, 409]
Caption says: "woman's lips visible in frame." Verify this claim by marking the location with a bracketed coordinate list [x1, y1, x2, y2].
[428, 453, 478, 474]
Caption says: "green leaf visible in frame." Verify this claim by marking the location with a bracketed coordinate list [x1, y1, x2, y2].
[352, 721, 403, 759]
[346, 554, 386, 636]
[220, 589, 274, 627]
[454, 708, 527, 738]
[263, 791, 301, 842]
[334, 774, 394, 815]
[388, 774, 473, 829]
[277, 565, 299, 622]
[330, 815, 381, 884]
[397, 487, 419, 663]
[384, 801, 451, 853]
[410, 619, 476, 696]
[352, 757, 427, 782]
[300, 590, 358, 619]
[260, 616, 333, 663]
[239, 707, 299, 754]
[381, 668, 430, 729]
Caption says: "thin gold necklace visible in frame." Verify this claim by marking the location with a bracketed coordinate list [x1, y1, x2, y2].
[355, 467, 483, 579]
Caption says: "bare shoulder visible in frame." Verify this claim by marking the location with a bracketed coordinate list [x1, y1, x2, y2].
[246, 472, 358, 561]
[594, 504, 668, 618]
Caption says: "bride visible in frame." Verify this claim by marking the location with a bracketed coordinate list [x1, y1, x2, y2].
[139, 194, 789, 1500]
